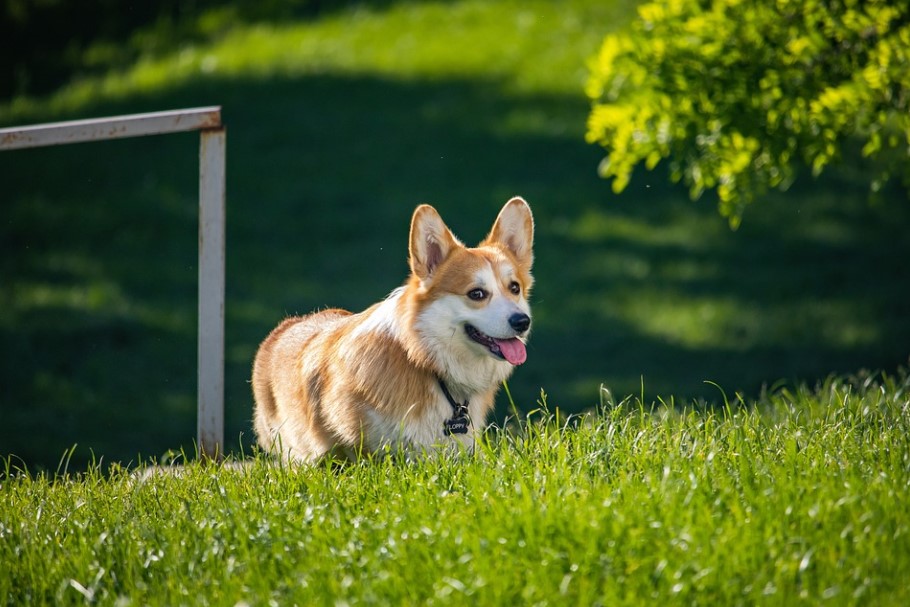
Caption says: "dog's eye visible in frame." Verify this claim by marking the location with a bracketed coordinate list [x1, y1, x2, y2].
[509, 281, 521, 295]
[467, 288, 488, 301]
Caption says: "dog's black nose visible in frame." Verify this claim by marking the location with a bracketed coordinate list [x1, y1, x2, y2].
[509, 313, 531, 333]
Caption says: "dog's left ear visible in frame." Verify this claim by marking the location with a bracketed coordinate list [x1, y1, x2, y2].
[483, 196, 534, 269]
[410, 204, 462, 281]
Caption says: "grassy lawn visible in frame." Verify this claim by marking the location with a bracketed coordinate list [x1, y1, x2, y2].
[3, 372, 910, 605]
[2, 0, 909, 469]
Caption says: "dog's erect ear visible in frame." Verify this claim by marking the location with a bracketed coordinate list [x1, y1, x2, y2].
[409, 204, 461, 281]
[482, 196, 534, 269]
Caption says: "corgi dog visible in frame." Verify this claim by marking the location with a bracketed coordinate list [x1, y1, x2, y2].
[252, 197, 534, 462]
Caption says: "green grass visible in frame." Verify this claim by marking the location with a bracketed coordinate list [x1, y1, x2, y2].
[2, 0, 910, 469]
[3, 372, 910, 605]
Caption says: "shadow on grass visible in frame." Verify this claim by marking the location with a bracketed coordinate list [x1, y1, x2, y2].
[2, 72, 909, 469]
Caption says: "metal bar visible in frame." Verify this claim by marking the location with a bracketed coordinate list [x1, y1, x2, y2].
[197, 127, 226, 460]
[1, 107, 227, 463]
[0, 107, 222, 150]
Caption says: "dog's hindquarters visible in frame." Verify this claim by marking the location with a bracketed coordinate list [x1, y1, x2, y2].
[251, 310, 352, 461]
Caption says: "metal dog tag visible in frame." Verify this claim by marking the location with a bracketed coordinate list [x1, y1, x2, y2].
[443, 415, 469, 436]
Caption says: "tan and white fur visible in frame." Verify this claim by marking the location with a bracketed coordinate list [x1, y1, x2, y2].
[251, 197, 534, 462]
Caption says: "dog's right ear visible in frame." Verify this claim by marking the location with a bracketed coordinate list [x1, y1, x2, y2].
[409, 204, 461, 281]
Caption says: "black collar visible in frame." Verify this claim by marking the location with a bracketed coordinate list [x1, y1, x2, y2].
[438, 378, 470, 435]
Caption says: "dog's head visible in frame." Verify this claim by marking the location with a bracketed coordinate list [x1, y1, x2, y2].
[407, 197, 534, 370]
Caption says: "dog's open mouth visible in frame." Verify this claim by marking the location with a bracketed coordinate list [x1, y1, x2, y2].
[465, 324, 527, 365]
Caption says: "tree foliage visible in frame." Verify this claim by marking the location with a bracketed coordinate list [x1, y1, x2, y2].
[585, 0, 910, 225]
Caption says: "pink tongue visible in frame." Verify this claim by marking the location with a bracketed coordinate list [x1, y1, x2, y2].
[495, 338, 527, 365]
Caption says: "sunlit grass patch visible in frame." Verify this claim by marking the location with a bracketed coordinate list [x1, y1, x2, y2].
[0, 0, 634, 124]
[3, 371, 909, 604]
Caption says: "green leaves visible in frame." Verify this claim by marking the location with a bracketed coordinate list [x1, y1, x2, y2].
[585, 0, 910, 224]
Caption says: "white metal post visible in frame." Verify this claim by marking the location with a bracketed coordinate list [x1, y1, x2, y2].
[0, 107, 226, 461]
[198, 127, 226, 460]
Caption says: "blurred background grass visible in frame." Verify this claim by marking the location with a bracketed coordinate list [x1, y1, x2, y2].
[2, 0, 908, 469]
